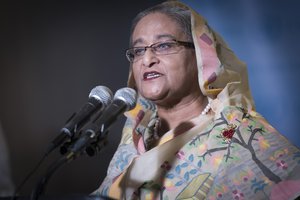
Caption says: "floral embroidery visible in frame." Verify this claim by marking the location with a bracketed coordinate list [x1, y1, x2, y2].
[220, 124, 237, 143]
[232, 189, 244, 200]
[276, 160, 288, 170]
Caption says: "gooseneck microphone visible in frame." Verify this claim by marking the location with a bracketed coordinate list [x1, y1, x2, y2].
[17, 86, 113, 200]
[30, 87, 136, 200]
[48, 85, 113, 154]
[69, 87, 137, 155]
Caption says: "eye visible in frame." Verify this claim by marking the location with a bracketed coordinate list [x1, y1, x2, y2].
[155, 42, 175, 51]
[133, 47, 146, 56]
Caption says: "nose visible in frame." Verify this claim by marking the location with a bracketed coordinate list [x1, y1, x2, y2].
[141, 48, 159, 68]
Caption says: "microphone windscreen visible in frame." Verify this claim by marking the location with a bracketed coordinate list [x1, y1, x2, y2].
[114, 87, 137, 110]
[89, 85, 113, 106]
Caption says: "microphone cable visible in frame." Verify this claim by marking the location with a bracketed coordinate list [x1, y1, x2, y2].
[30, 153, 72, 200]
[11, 150, 51, 200]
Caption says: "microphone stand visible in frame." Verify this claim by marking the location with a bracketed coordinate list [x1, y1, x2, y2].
[30, 128, 108, 200]
[30, 153, 75, 200]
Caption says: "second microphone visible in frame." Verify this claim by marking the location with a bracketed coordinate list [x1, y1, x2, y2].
[69, 87, 137, 156]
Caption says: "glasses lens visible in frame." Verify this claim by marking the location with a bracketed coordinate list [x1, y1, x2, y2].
[133, 47, 146, 56]
[154, 41, 179, 54]
[126, 47, 146, 62]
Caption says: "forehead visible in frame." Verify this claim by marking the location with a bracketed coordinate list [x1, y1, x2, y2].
[132, 13, 185, 46]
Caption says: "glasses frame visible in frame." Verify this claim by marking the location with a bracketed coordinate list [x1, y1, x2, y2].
[125, 39, 194, 63]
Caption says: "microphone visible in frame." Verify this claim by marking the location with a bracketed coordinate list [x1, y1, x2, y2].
[48, 85, 113, 154]
[69, 87, 137, 155]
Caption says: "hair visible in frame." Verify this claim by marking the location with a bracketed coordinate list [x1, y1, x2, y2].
[129, 1, 192, 46]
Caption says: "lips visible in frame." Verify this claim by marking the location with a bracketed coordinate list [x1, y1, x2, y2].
[143, 71, 162, 80]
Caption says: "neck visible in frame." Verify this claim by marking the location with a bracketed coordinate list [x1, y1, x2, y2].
[156, 94, 208, 132]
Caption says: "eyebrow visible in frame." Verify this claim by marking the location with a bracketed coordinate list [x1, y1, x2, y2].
[132, 34, 177, 47]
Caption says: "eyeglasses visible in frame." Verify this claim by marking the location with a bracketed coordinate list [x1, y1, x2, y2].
[125, 40, 194, 63]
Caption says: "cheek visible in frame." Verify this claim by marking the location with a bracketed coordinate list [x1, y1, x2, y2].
[170, 55, 198, 87]
[132, 66, 142, 88]
[183, 54, 198, 79]
[169, 59, 196, 81]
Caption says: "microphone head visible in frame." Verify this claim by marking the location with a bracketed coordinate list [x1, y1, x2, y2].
[114, 87, 137, 110]
[89, 86, 113, 107]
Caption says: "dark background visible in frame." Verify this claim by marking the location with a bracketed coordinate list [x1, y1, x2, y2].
[0, 0, 299, 196]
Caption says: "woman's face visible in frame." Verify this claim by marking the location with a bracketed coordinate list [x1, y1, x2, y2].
[131, 13, 201, 106]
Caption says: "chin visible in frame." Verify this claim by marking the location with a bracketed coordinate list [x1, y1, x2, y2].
[138, 84, 168, 100]
[141, 90, 162, 100]
[143, 93, 170, 105]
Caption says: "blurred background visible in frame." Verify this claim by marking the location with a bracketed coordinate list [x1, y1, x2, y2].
[0, 0, 299, 197]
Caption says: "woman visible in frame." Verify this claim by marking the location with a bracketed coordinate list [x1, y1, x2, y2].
[94, 1, 300, 199]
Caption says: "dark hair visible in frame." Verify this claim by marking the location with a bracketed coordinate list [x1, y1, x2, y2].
[129, 1, 192, 46]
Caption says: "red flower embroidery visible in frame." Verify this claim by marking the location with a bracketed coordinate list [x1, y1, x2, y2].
[220, 124, 237, 143]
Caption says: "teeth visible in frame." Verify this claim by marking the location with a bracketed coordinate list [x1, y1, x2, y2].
[147, 73, 160, 79]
